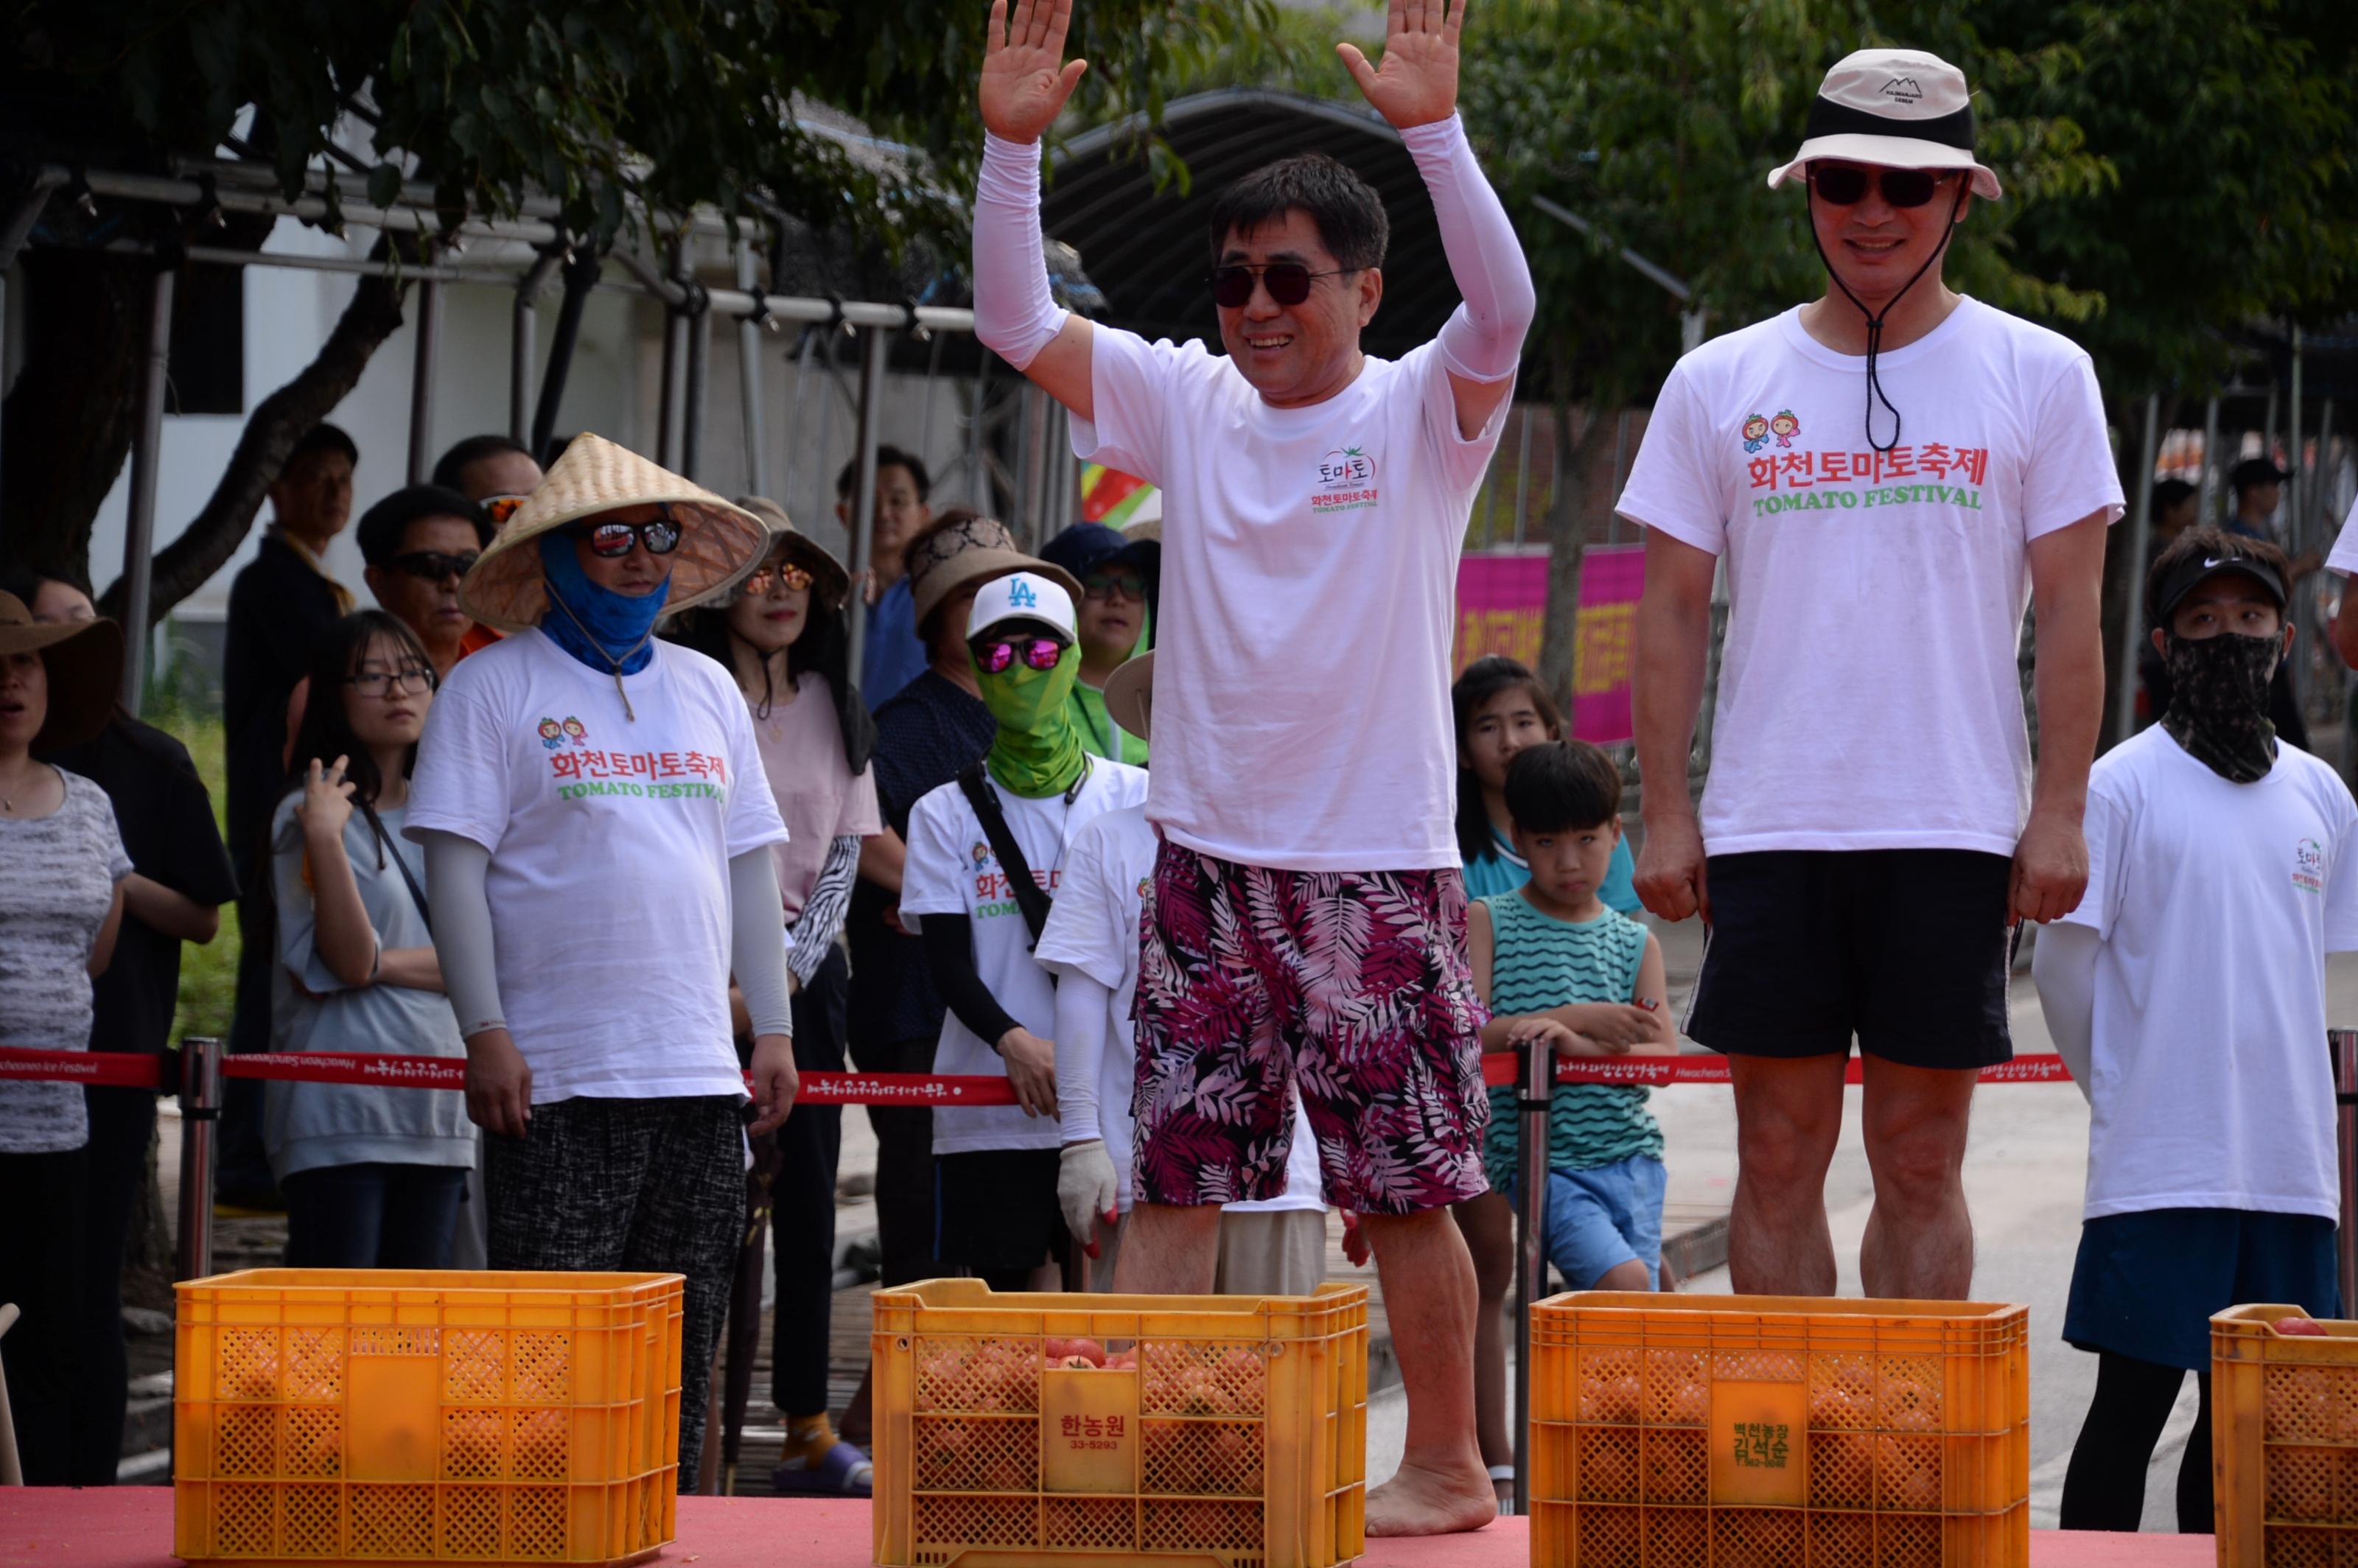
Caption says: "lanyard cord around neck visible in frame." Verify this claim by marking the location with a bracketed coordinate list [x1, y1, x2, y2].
[545, 586, 655, 721]
[1807, 182, 1968, 454]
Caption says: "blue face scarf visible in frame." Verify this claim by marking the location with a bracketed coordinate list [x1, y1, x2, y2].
[537, 531, 670, 716]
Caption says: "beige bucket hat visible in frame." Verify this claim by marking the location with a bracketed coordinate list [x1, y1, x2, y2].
[905, 514, 1082, 634]
[458, 433, 768, 633]
[732, 496, 853, 610]
[1102, 649, 1155, 741]
[0, 592, 123, 751]
[1766, 49, 2002, 200]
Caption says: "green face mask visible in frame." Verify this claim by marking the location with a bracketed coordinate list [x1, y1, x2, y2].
[976, 640, 1087, 797]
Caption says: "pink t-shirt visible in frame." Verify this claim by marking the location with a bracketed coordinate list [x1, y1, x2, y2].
[752, 671, 881, 917]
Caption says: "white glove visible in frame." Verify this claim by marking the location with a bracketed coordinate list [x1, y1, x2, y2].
[1057, 1140, 1119, 1253]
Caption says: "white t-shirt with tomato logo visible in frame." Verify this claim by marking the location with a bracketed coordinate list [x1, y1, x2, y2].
[405, 627, 787, 1104]
[1073, 328, 1510, 872]
[901, 760, 1150, 1155]
[1617, 297, 2124, 857]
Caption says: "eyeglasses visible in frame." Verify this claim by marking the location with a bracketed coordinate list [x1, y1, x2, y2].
[741, 561, 815, 597]
[482, 494, 527, 525]
[344, 666, 436, 697]
[971, 635, 1067, 675]
[1206, 262, 1354, 309]
[1080, 573, 1144, 604]
[1808, 163, 1955, 209]
[566, 511, 682, 558]
[387, 550, 480, 582]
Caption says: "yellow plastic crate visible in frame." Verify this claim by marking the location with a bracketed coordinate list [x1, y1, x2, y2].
[1528, 1292, 2029, 1568]
[870, 1278, 1369, 1568]
[174, 1269, 685, 1567]
[2212, 1302, 2358, 1565]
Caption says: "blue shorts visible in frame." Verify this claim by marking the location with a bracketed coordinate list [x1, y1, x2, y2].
[2064, 1207, 2340, 1371]
[1507, 1154, 1667, 1291]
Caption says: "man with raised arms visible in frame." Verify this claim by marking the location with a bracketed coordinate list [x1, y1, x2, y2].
[972, 0, 1532, 1536]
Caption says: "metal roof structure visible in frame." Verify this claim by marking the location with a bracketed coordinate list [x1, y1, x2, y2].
[1045, 88, 1452, 361]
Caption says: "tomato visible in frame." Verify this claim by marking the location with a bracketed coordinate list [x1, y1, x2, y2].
[1068, 1337, 1108, 1367]
[2278, 1316, 2331, 1337]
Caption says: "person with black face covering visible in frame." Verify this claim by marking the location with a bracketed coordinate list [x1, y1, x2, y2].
[2037, 527, 2358, 1535]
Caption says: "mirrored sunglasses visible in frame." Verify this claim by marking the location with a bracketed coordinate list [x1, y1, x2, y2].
[972, 635, 1067, 675]
[741, 561, 815, 597]
[482, 494, 528, 525]
[1206, 262, 1352, 309]
[1808, 163, 1953, 209]
[567, 512, 682, 558]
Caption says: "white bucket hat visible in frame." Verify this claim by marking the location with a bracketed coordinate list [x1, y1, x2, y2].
[1767, 49, 2002, 200]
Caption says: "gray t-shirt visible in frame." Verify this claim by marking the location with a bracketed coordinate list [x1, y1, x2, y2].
[265, 794, 473, 1180]
[0, 769, 131, 1153]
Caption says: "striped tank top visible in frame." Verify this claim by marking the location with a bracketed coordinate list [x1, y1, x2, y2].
[1480, 892, 1663, 1192]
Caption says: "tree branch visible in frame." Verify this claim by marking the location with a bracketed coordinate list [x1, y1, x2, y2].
[100, 237, 424, 626]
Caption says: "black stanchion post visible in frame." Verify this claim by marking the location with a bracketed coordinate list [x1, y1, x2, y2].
[1513, 1039, 1553, 1517]
[2334, 1029, 2358, 1316]
[178, 1036, 221, 1282]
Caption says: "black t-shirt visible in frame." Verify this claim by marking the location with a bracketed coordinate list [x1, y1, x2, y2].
[44, 716, 240, 1054]
[223, 533, 347, 879]
[847, 670, 996, 1045]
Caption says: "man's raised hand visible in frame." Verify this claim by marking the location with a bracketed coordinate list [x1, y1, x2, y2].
[980, 0, 1089, 144]
[1337, 0, 1466, 131]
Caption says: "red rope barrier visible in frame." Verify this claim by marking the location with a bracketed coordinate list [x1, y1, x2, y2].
[0, 1046, 2072, 1099]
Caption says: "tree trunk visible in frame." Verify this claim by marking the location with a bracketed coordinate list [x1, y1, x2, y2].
[96, 236, 425, 625]
[1535, 393, 1621, 715]
[0, 248, 146, 577]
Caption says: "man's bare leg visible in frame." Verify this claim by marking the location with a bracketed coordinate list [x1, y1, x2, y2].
[1108, 1200, 1220, 1294]
[1450, 1194, 1516, 1499]
[1726, 1053, 1847, 1295]
[1362, 1207, 1497, 1536]
[1857, 1056, 1976, 1298]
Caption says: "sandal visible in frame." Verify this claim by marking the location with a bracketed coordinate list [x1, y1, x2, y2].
[772, 1440, 873, 1497]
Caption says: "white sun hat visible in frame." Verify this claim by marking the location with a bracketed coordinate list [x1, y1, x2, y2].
[1766, 49, 2002, 200]
[967, 570, 1078, 642]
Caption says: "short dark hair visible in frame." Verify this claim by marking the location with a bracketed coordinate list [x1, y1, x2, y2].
[281, 422, 357, 472]
[356, 484, 493, 565]
[432, 434, 533, 494]
[1208, 153, 1389, 273]
[1503, 741, 1623, 837]
[2149, 477, 2197, 519]
[2229, 457, 2286, 497]
[2145, 525, 2292, 626]
[836, 446, 931, 503]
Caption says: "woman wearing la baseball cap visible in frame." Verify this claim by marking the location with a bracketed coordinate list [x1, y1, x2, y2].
[1621, 47, 2124, 1306]
[892, 570, 1150, 1292]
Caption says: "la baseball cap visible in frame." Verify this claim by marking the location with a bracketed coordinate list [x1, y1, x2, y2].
[2152, 545, 2288, 622]
[968, 570, 1077, 642]
[1767, 49, 2003, 200]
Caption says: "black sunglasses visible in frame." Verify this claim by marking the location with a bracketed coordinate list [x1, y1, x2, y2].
[567, 512, 682, 559]
[387, 550, 480, 582]
[1206, 262, 1354, 309]
[1808, 163, 1956, 209]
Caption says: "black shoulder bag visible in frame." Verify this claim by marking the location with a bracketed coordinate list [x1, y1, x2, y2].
[955, 762, 1056, 951]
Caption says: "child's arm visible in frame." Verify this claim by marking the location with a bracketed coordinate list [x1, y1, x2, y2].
[2032, 923, 2098, 1105]
[1628, 931, 1679, 1054]
[1467, 900, 1494, 1009]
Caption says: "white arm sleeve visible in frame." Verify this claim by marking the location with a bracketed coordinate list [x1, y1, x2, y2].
[730, 849, 794, 1039]
[2031, 923, 2099, 1105]
[1052, 967, 1113, 1145]
[1400, 113, 1536, 384]
[421, 831, 505, 1037]
[972, 133, 1068, 371]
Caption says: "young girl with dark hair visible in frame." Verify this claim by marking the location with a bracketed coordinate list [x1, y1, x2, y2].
[267, 610, 472, 1267]
[664, 501, 882, 1494]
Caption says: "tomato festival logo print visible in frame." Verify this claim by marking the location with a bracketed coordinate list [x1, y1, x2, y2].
[544, 708, 727, 802]
[536, 715, 592, 750]
[1312, 445, 1379, 515]
[1742, 414, 1771, 453]
[2295, 838, 2326, 895]
[1769, 410, 1801, 449]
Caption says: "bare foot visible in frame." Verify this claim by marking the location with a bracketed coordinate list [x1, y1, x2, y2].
[1365, 1458, 1500, 1536]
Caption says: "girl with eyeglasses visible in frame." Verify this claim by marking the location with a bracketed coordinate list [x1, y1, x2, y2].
[265, 611, 474, 1268]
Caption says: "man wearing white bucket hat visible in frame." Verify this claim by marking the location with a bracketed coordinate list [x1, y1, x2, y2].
[1623, 50, 2123, 1301]
[404, 433, 796, 1484]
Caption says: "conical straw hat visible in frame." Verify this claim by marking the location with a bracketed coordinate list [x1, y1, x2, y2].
[459, 433, 767, 633]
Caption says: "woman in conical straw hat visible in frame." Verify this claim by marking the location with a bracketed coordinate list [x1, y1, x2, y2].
[403, 434, 794, 1484]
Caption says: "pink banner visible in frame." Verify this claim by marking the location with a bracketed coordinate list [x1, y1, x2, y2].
[1453, 546, 1643, 743]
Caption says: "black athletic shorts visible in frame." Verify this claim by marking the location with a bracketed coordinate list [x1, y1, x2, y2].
[1684, 849, 2014, 1069]
[934, 1148, 1067, 1274]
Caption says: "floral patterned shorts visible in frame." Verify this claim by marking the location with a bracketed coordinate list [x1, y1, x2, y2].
[1130, 839, 1492, 1215]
